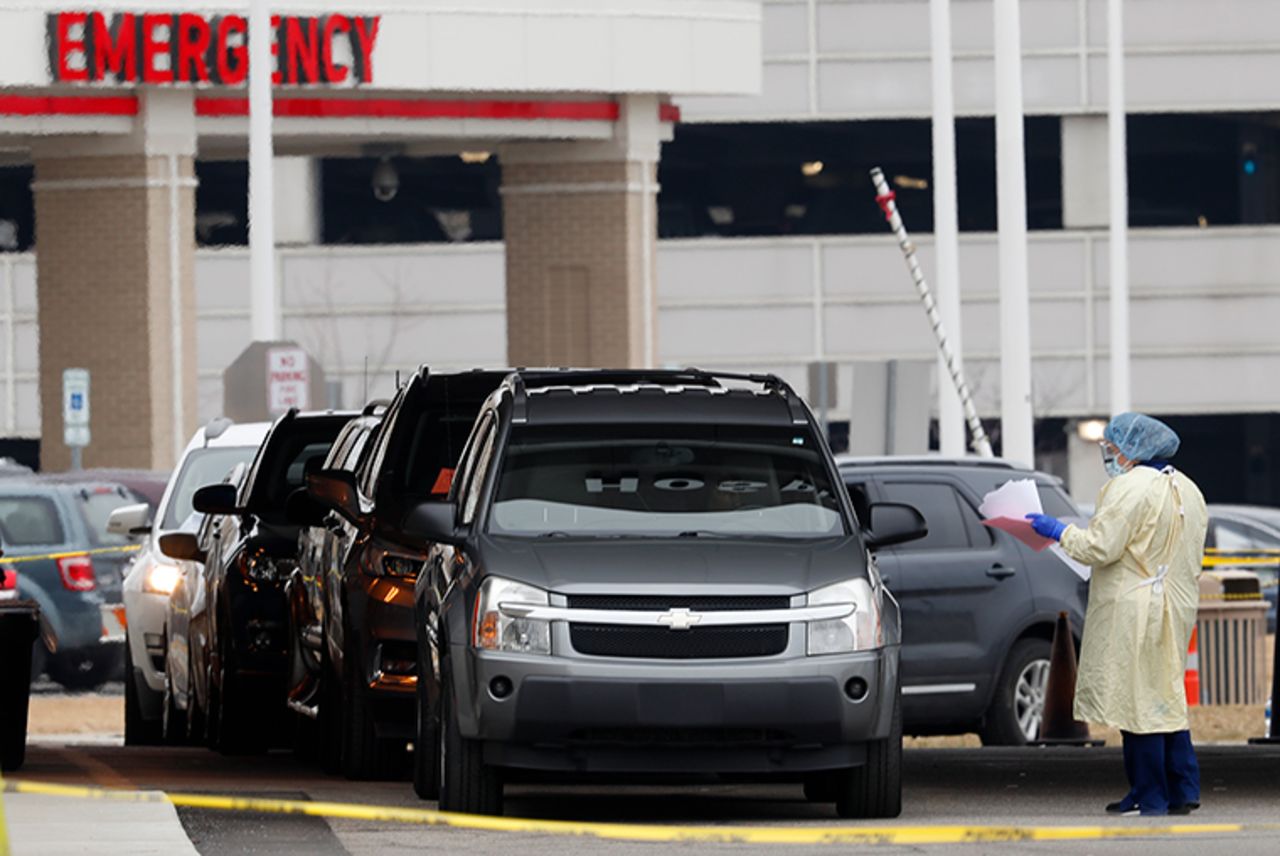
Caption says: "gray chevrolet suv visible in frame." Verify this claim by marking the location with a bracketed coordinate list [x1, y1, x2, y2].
[837, 457, 1089, 745]
[405, 369, 925, 817]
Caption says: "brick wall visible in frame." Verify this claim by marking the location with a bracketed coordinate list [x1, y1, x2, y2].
[501, 159, 656, 368]
[33, 154, 196, 470]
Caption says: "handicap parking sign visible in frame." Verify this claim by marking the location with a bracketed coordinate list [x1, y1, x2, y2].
[62, 368, 90, 447]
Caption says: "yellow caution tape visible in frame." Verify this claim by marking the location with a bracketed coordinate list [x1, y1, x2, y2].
[0, 770, 9, 856]
[1204, 548, 1280, 556]
[1, 779, 1274, 845]
[0, 545, 140, 565]
[1199, 592, 1267, 602]
[1202, 556, 1280, 568]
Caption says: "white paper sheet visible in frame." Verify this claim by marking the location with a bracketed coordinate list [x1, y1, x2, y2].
[978, 478, 1044, 519]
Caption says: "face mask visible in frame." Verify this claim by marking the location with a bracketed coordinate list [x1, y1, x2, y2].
[1101, 448, 1128, 478]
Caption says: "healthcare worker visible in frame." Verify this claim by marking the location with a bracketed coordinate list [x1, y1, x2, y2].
[1026, 413, 1207, 817]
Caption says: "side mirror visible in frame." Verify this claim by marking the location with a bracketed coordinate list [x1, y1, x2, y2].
[285, 487, 329, 527]
[402, 501, 461, 545]
[865, 502, 928, 550]
[106, 502, 152, 537]
[192, 483, 240, 515]
[158, 532, 205, 564]
[306, 470, 362, 524]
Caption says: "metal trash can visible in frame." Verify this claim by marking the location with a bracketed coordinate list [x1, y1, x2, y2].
[1, 600, 40, 771]
[1197, 570, 1269, 705]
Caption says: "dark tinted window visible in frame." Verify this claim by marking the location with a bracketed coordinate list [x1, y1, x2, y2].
[245, 421, 345, 519]
[842, 478, 872, 527]
[0, 496, 64, 546]
[878, 482, 970, 551]
[491, 424, 844, 538]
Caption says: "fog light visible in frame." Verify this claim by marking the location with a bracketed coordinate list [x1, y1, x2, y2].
[844, 677, 869, 702]
[489, 676, 513, 700]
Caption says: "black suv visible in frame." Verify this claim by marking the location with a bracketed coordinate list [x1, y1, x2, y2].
[837, 457, 1088, 745]
[407, 369, 926, 818]
[160, 409, 351, 752]
[296, 369, 508, 779]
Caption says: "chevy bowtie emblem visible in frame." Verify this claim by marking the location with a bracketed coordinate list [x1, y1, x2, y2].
[657, 607, 702, 631]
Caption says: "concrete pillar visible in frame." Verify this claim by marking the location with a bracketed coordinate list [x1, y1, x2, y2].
[500, 95, 662, 368]
[32, 90, 197, 470]
[274, 156, 323, 246]
[1061, 115, 1110, 229]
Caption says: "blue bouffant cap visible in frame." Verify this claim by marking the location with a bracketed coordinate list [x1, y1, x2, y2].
[1104, 412, 1181, 462]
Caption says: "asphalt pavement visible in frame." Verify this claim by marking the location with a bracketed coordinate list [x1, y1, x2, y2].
[5, 738, 1279, 855]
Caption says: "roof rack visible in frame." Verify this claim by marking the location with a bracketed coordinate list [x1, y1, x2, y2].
[503, 367, 811, 426]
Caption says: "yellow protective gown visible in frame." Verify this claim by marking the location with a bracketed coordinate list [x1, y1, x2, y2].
[1059, 465, 1208, 734]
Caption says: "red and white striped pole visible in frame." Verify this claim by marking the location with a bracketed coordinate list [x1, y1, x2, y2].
[870, 167, 993, 458]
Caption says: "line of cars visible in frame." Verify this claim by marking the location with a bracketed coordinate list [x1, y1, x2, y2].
[117, 366, 1089, 819]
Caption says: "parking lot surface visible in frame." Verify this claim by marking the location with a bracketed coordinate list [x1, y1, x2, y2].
[6, 739, 1279, 855]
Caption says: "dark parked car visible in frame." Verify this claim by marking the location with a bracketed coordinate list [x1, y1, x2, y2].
[837, 456, 1089, 745]
[408, 369, 923, 818]
[0, 480, 149, 690]
[294, 370, 507, 779]
[159, 409, 351, 752]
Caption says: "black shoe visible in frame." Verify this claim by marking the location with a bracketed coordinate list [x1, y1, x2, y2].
[1168, 801, 1200, 815]
[1106, 799, 1139, 815]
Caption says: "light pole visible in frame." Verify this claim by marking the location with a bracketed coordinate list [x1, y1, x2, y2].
[993, 0, 1035, 467]
[930, 0, 966, 456]
[1108, 0, 1131, 415]
[248, 0, 278, 342]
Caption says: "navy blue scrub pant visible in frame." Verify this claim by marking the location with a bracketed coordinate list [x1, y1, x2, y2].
[1119, 730, 1200, 814]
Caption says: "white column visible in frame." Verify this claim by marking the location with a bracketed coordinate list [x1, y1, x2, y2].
[993, 0, 1034, 467]
[930, 0, 965, 456]
[248, 0, 278, 341]
[1107, 0, 1131, 415]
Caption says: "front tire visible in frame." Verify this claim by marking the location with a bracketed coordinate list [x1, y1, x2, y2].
[340, 637, 404, 780]
[835, 689, 902, 819]
[980, 638, 1052, 746]
[437, 668, 501, 815]
[413, 664, 439, 800]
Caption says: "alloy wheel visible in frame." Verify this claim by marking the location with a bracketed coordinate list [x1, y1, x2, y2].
[1015, 658, 1051, 741]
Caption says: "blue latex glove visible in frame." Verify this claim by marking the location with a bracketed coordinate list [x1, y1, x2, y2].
[1025, 513, 1067, 541]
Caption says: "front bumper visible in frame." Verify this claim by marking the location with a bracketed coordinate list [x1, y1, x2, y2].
[455, 645, 898, 774]
[350, 576, 418, 694]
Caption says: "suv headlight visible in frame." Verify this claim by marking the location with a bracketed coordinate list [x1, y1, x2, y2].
[472, 576, 551, 656]
[806, 578, 882, 655]
[142, 559, 181, 595]
[360, 544, 425, 579]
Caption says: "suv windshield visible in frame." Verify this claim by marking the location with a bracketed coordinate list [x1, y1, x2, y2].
[489, 424, 845, 538]
[163, 446, 258, 529]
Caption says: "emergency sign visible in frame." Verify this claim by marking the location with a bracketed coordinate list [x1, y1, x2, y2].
[46, 11, 381, 87]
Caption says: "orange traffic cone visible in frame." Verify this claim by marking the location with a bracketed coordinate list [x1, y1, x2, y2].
[1184, 626, 1200, 707]
[1032, 612, 1103, 746]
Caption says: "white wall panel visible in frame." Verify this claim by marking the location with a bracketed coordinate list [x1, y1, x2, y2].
[659, 240, 814, 300]
[661, 305, 814, 358]
[763, 2, 809, 56]
[1086, 0, 1280, 47]
[682, 0, 1280, 120]
[679, 61, 810, 118]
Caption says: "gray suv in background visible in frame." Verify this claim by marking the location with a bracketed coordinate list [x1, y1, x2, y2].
[406, 369, 926, 818]
[837, 457, 1088, 746]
